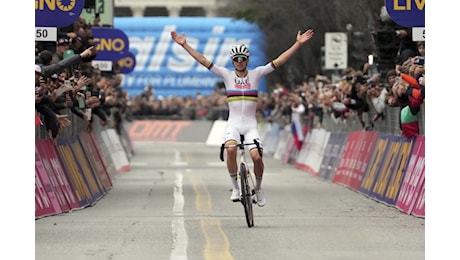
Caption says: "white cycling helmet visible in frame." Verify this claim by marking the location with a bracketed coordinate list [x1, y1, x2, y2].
[230, 44, 250, 59]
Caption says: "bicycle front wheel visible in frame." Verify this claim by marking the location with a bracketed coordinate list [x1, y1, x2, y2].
[240, 162, 254, 227]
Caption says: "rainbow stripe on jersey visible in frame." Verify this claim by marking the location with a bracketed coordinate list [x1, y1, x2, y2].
[226, 89, 259, 102]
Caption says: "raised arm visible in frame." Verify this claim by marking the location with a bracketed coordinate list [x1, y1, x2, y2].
[273, 29, 314, 68]
[171, 31, 212, 67]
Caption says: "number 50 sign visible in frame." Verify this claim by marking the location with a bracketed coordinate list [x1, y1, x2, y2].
[36, 27, 57, 42]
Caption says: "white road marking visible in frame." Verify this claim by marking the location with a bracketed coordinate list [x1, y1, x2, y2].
[170, 171, 188, 260]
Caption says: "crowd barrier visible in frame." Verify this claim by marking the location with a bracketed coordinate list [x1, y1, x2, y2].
[35, 127, 132, 219]
[258, 122, 425, 218]
[36, 120, 424, 219]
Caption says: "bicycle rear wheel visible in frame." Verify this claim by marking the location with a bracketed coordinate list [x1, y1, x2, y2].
[240, 162, 254, 227]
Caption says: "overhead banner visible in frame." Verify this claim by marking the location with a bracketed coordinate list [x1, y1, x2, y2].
[35, 0, 84, 27]
[114, 17, 267, 98]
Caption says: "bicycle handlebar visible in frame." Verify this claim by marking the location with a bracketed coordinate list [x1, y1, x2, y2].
[219, 138, 262, 161]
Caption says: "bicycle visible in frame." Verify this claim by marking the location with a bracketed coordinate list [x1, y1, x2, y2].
[220, 135, 262, 228]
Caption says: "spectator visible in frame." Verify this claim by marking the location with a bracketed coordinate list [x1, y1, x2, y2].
[288, 92, 307, 151]
[39, 46, 95, 78]
[52, 37, 71, 64]
[35, 72, 71, 141]
[342, 74, 371, 129]
[416, 41, 425, 58]
[140, 84, 154, 100]
[36, 50, 53, 65]
[399, 104, 420, 139]
[367, 82, 388, 128]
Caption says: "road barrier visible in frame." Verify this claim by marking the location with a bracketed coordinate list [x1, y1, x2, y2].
[36, 120, 424, 218]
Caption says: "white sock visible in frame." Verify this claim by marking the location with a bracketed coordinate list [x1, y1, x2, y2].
[255, 177, 262, 191]
[230, 173, 238, 189]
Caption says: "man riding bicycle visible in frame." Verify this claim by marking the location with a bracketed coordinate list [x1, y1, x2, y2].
[171, 28, 314, 207]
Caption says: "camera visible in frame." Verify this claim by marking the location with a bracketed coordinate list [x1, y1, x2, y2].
[414, 57, 425, 65]
[342, 75, 353, 81]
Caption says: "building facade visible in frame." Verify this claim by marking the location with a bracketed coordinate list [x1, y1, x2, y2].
[113, 0, 228, 17]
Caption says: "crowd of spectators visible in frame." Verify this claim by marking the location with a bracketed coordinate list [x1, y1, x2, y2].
[35, 15, 425, 143]
[35, 16, 129, 143]
[127, 39, 425, 140]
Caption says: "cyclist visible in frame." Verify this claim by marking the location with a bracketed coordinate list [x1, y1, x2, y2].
[171, 28, 314, 207]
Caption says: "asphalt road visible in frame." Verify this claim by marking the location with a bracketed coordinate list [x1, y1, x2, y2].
[35, 141, 425, 260]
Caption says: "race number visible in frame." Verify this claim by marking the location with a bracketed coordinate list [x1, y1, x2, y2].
[35, 27, 57, 41]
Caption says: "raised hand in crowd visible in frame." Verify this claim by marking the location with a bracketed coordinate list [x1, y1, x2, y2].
[73, 75, 92, 93]
[56, 114, 71, 127]
[79, 45, 95, 60]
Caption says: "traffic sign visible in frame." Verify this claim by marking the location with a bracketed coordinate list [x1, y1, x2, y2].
[324, 32, 348, 70]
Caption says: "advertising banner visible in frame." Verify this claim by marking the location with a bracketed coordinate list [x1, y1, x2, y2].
[92, 27, 130, 61]
[36, 141, 71, 214]
[318, 132, 348, 181]
[385, 0, 425, 27]
[35, 148, 62, 218]
[411, 180, 425, 217]
[118, 51, 137, 74]
[114, 17, 267, 98]
[35, 0, 84, 27]
[360, 135, 413, 206]
[79, 132, 113, 192]
[37, 140, 80, 210]
[360, 133, 393, 197]
[56, 137, 96, 207]
[396, 136, 425, 215]
[295, 128, 330, 176]
[89, 131, 119, 180]
[273, 128, 293, 161]
[100, 129, 131, 175]
[333, 131, 379, 190]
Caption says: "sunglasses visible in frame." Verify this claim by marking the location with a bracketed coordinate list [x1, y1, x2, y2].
[232, 56, 248, 62]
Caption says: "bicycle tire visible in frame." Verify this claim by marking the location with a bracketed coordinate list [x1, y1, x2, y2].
[240, 162, 254, 227]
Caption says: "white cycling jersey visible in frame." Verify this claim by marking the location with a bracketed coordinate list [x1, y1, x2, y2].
[207, 61, 277, 147]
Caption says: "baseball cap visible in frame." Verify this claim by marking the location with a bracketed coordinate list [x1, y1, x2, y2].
[57, 37, 70, 45]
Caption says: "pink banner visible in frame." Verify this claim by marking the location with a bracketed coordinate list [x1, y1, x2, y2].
[36, 141, 70, 213]
[396, 136, 425, 216]
[36, 140, 79, 210]
[333, 131, 379, 190]
[411, 180, 425, 217]
[35, 147, 62, 218]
